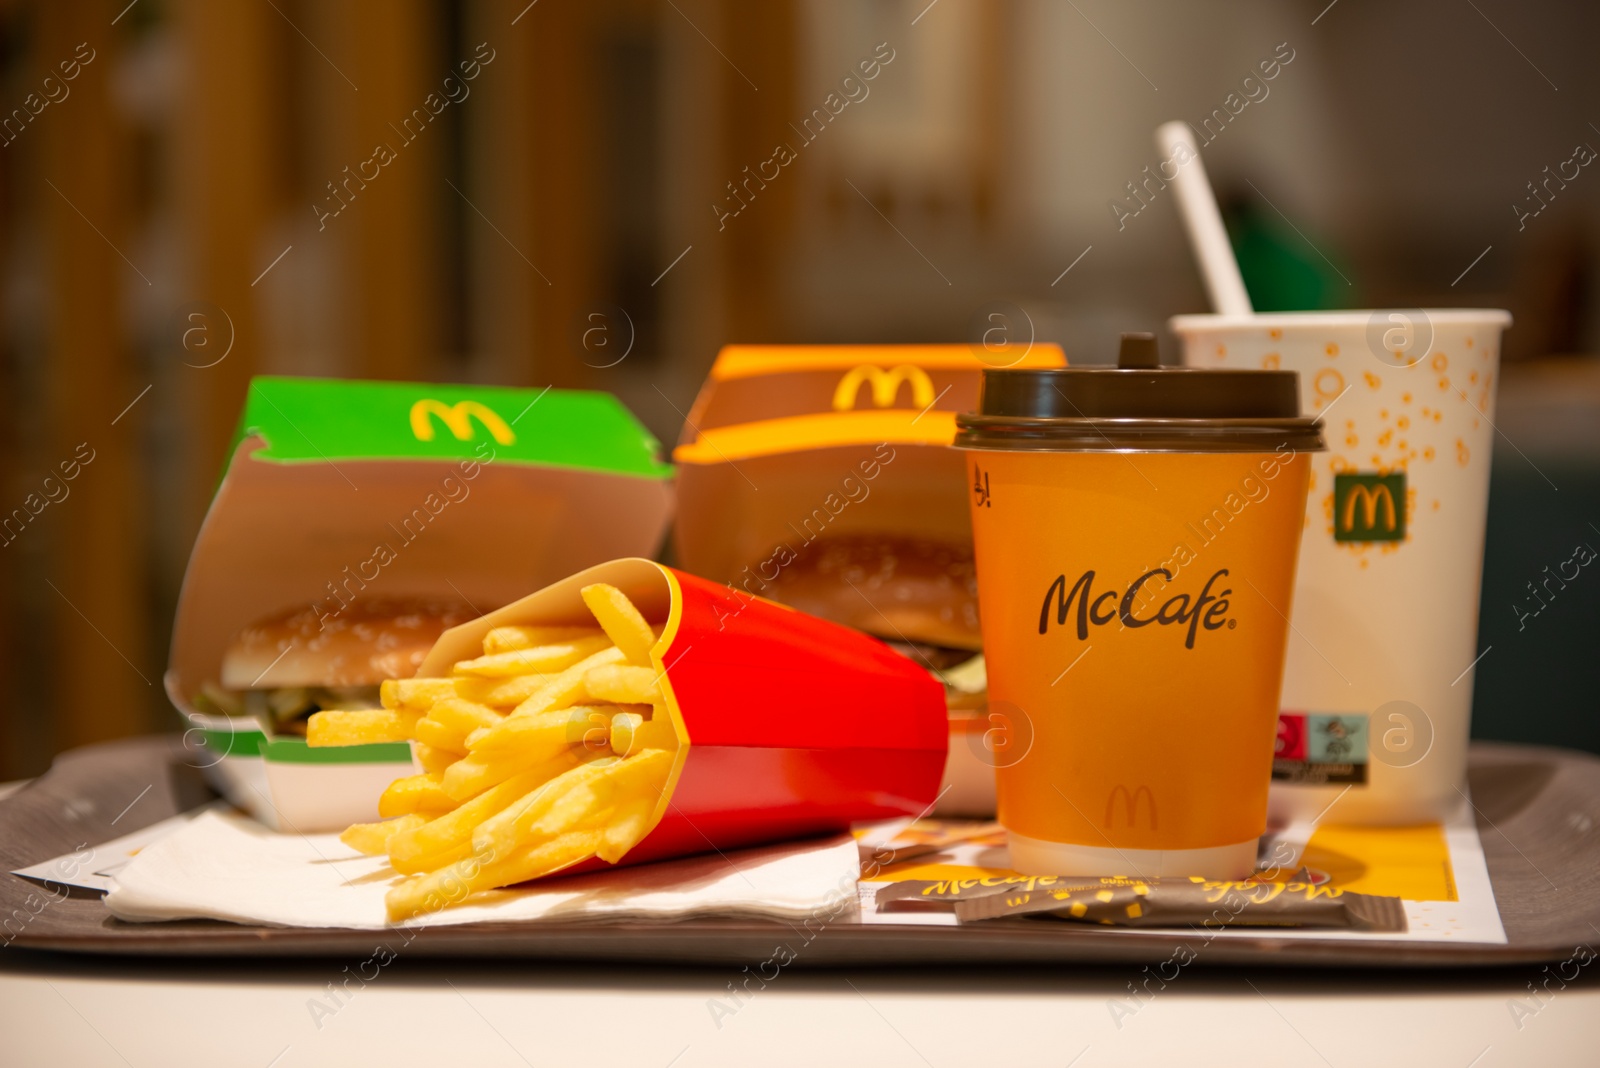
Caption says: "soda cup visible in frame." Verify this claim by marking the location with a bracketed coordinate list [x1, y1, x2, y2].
[1170, 310, 1512, 824]
[954, 335, 1324, 878]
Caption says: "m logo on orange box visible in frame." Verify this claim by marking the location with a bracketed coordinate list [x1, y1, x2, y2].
[831, 364, 935, 411]
[409, 399, 517, 446]
[1104, 784, 1158, 831]
[1333, 472, 1405, 543]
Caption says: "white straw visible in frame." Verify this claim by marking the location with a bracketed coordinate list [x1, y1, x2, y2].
[1156, 121, 1253, 316]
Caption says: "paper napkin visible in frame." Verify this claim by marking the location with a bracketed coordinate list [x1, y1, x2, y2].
[105, 809, 860, 931]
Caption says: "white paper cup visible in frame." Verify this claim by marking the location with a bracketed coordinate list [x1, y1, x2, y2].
[1171, 310, 1511, 824]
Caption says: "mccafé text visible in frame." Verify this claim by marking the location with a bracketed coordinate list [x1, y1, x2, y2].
[1039, 567, 1234, 650]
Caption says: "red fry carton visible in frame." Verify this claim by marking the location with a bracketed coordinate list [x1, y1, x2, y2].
[417, 557, 949, 868]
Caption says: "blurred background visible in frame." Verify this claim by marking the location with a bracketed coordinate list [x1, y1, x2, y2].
[0, 0, 1597, 778]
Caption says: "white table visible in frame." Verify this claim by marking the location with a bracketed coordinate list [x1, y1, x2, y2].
[3, 950, 1596, 1067]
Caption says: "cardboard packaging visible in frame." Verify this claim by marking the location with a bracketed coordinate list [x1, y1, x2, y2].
[168, 376, 674, 830]
[671, 345, 1066, 816]
[416, 557, 948, 871]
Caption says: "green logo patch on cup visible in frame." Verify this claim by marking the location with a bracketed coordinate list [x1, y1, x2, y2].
[1334, 472, 1406, 543]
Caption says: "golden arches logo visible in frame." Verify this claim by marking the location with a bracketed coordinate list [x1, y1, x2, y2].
[1340, 483, 1397, 533]
[409, 399, 516, 445]
[832, 364, 935, 411]
[1333, 473, 1406, 543]
[1104, 784, 1158, 831]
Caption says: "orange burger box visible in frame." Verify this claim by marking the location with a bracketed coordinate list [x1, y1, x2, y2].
[167, 376, 674, 831]
[417, 558, 948, 870]
[672, 344, 1065, 816]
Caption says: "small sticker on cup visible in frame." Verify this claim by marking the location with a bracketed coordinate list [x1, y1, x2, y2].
[1272, 711, 1369, 784]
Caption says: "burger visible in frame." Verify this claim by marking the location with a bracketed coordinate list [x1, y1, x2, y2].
[193, 596, 480, 734]
[759, 533, 987, 710]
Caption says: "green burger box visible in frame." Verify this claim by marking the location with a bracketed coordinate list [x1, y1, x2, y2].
[167, 376, 674, 831]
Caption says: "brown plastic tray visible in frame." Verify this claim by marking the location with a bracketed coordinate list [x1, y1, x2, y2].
[2, 735, 1596, 967]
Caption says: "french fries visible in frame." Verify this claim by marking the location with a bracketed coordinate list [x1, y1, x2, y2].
[465, 706, 611, 760]
[411, 717, 470, 755]
[580, 584, 655, 665]
[378, 772, 457, 818]
[510, 646, 626, 717]
[452, 634, 613, 677]
[379, 678, 459, 713]
[413, 741, 458, 775]
[307, 707, 421, 748]
[340, 813, 430, 856]
[584, 664, 663, 705]
[600, 798, 655, 863]
[608, 711, 645, 759]
[311, 583, 675, 921]
[388, 756, 580, 868]
[483, 624, 602, 655]
[428, 698, 505, 734]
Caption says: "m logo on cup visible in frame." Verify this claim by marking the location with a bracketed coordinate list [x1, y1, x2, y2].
[1104, 784, 1158, 831]
[1038, 568, 1234, 650]
[1334, 472, 1406, 543]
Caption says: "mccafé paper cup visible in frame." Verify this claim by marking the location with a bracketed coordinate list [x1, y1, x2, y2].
[415, 558, 948, 872]
[954, 335, 1324, 878]
[1171, 310, 1511, 824]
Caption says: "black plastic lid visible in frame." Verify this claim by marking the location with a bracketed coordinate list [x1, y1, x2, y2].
[955, 333, 1325, 453]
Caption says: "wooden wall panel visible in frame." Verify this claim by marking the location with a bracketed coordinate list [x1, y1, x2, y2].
[716, 0, 798, 343]
[321, 0, 443, 383]
[0, 8, 15, 776]
[468, 0, 541, 388]
[518, 0, 599, 388]
[650, 0, 732, 426]
[38, 0, 151, 753]
[171, 0, 275, 536]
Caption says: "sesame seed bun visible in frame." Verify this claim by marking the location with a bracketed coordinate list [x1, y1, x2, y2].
[220, 597, 479, 690]
[759, 534, 982, 652]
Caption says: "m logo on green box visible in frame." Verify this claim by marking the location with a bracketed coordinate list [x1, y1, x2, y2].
[1334, 472, 1405, 543]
